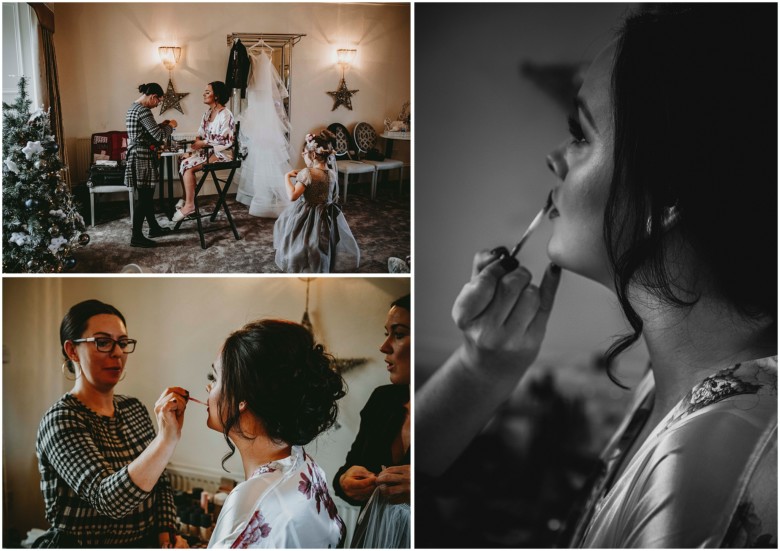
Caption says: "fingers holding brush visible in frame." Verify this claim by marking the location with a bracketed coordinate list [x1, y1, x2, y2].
[455, 250, 513, 327]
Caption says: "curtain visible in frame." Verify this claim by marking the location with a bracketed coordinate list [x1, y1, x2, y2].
[2, 278, 66, 538]
[30, 3, 70, 185]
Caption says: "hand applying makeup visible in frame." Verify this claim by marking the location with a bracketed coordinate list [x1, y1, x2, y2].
[417, 202, 562, 477]
[452, 192, 562, 376]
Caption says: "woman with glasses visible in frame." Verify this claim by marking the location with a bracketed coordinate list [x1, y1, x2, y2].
[34, 299, 188, 548]
[125, 82, 177, 248]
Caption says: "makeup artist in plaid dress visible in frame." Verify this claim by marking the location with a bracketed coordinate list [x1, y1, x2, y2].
[124, 83, 177, 248]
[34, 300, 189, 548]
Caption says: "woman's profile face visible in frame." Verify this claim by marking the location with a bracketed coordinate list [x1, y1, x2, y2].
[380, 306, 411, 385]
[206, 353, 223, 431]
[69, 314, 129, 392]
[545, 42, 617, 288]
[203, 85, 216, 106]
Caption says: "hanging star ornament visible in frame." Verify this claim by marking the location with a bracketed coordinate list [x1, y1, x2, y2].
[327, 78, 359, 111]
[159, 78, 189, 115]
[299, 278, 369, 373]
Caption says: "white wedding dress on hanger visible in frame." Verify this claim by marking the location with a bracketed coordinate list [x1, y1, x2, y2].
[236, 49, 292, 218]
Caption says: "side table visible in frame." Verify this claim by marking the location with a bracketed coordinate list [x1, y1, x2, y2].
[379, 132, 411, 159]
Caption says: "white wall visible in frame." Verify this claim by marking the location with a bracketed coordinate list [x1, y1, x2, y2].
[2, 276, 409, 535]
[415, 4, 649, 382]
[52, 2, 411, 180]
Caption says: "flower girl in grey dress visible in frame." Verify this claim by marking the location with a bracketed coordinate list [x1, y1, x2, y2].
[273, 131, 360, 273]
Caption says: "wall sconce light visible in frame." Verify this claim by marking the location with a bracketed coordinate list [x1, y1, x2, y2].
[327, 48, 359, 111]
[337, 48, 357, 72]
[158, 46, 181, 73]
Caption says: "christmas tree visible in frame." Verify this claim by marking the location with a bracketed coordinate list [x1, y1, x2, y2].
[2, 77, 89, 273]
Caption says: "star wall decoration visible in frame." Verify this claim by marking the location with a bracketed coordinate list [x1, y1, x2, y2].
[327, 78, 359, 111]
[159, 78, 189, 115]
[299, 278, 369, 373]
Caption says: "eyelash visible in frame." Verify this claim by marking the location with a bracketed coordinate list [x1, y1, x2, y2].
[567, 115, 587, 144]
[207, 372, 215, 382]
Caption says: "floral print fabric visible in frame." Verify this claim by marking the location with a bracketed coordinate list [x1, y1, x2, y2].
[209, 446, 344, 548]
[179, 108, 235, 175]
[573, 357, 777, 548]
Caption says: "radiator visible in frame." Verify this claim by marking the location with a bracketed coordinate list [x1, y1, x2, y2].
[71, 137, 92, 184]
[166, 463, 242, 493]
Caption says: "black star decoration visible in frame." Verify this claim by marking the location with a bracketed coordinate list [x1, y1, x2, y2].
[327, 78, 359, 111]
[159, 78, 189, 115]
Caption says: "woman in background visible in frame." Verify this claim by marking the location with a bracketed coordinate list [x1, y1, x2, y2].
[35, 299, 188, 547]
[206, 319, 346, 548]
[273, 131, 360, 273]
[334, 295, 411, 547]
[125, 82, 177, 248]
[175, 81, 235, 222]
[417, 5, 776, 548]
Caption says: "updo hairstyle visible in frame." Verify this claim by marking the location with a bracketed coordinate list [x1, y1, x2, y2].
[137, 83, 164, 97]
[217, 319, 346, 468]
[208, 81, 230, 105]
[303, 130, 336, 164]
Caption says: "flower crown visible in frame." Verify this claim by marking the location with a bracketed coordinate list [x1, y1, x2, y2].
[304, 131, 335, 156]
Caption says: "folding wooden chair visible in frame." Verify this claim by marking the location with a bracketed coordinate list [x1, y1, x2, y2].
[174, 122, 243, 249]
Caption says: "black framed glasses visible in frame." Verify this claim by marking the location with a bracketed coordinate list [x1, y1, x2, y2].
[71, 337, 137, 353]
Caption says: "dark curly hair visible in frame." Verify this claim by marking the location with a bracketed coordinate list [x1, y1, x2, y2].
[60, 299, 126, 373]
[208, 81, 230, 106]
[137, 83, 164, 97]
[603, 5, 777, 384]
[217, 319, 346, 469]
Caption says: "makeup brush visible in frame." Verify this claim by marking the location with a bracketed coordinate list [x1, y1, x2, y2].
[174, 390, 208, 406]
[187, 396, 208, 406]
[498, 191, 554, 271]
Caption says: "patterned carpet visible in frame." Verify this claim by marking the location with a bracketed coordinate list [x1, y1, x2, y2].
[72, 188, 410, 273]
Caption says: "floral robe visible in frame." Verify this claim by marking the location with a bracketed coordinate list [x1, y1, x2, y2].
[179, 108, 235, 174]
[570, 356, 777, 548]
[208, 446, 345, 548]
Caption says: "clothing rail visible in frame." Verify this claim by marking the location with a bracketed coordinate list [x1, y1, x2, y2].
[226, 33, 306, 48]
[226, 33, 304, 118]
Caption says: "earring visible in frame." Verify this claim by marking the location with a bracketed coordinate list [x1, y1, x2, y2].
[61, 360, 80, 381]
[661, 205, 680, 229]
[645, 204, 680, 235]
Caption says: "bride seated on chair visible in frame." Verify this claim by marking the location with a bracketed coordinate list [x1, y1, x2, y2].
[174, 81, 235, 222]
